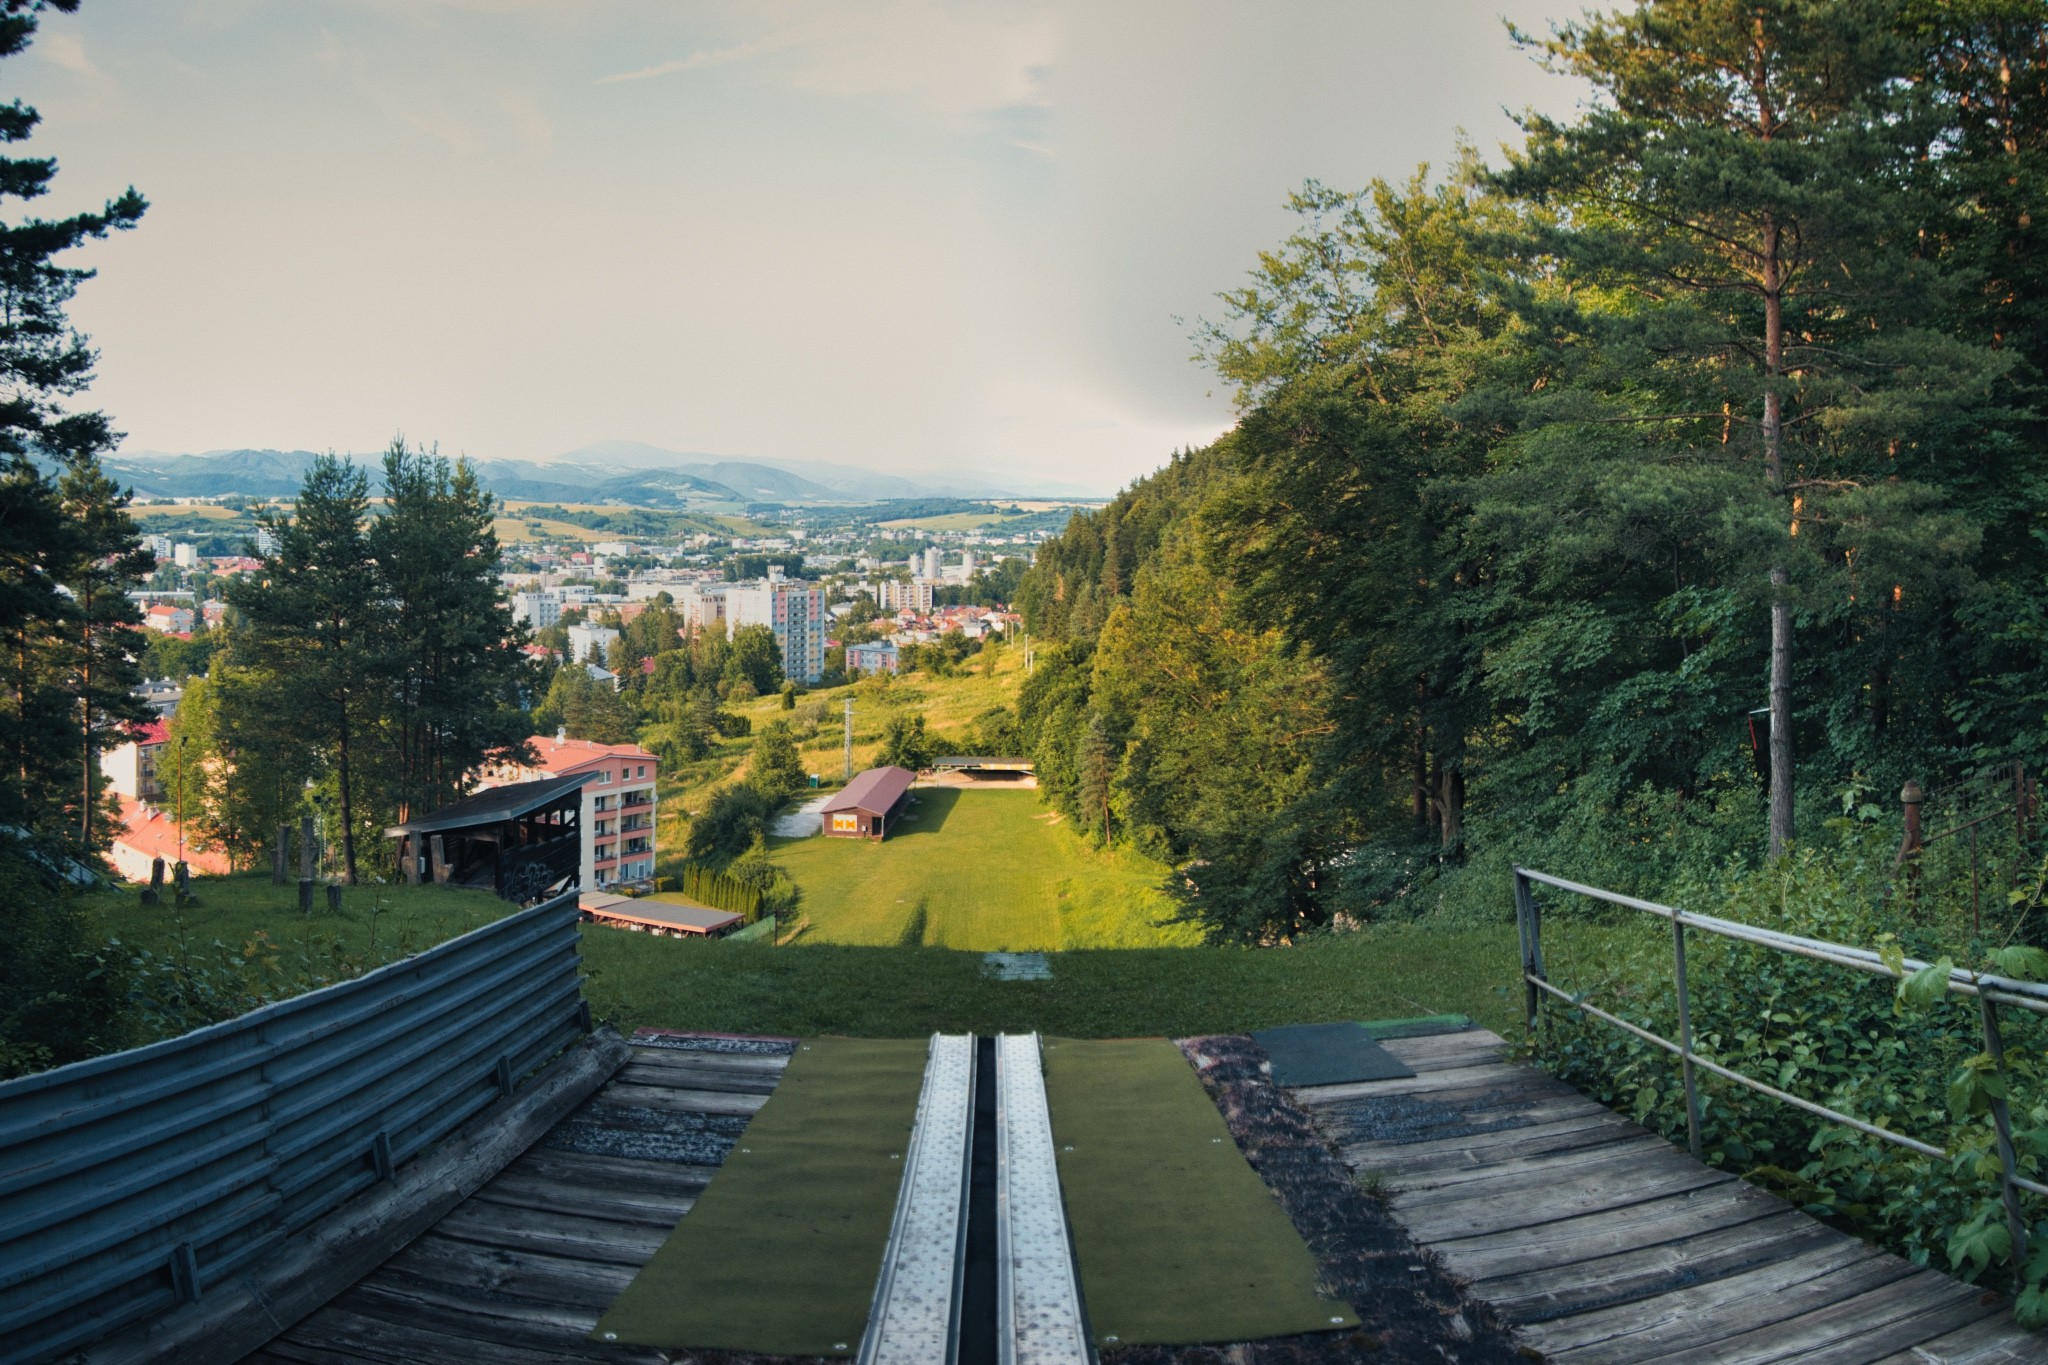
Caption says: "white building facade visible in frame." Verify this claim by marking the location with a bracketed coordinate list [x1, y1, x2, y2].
[728, 580, 826, 682]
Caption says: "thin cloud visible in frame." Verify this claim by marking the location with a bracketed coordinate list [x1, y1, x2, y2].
[599, 40, 773, 85]
[38, 33, 100, 77]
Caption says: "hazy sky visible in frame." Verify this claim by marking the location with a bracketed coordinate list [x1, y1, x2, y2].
[21, 1, 1587, 493]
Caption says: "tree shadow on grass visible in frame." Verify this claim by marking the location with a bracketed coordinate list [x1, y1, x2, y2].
[892, 787, 960, 838]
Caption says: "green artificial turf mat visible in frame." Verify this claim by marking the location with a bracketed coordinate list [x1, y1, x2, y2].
[591, 1036, 928, 1355]
[1041, 1038, 1357, 1346]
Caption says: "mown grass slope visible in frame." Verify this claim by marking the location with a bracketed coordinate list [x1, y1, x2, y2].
[576, 919, 1632, 1040]
[652, 649, 1028, 881]
[769, 788, 1196, 950]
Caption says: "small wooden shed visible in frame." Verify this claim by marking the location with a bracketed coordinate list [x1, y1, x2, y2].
[820, 765, 916, 840]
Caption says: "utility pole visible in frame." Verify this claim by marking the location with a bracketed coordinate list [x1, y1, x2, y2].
[843, 697, 854, 779]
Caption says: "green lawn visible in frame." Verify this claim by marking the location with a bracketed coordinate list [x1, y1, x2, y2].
[76, 870, 1655, 1054]
[768, 788, 1199, 951]
[84, 873, 507, 966]
[576, 919, 1599, 1040]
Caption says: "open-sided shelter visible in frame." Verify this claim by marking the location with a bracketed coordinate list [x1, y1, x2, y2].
[820, 765, 916, 840]
[385, 771, 592, 903]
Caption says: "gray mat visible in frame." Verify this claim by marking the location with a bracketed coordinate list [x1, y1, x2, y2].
[1252, 1021, 1416, 1086]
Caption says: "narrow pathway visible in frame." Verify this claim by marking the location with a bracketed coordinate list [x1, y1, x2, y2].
[1289, 1028, 2042, 1364]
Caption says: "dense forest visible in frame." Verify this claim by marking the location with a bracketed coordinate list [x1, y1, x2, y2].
[1017, 0, 2048, 943]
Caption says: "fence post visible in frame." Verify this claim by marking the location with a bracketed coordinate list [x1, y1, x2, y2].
[1978, 996, 2030, 1284]
[1671, 915, 1705, 1162]
[1514, 869, 1544, 1034]
[1897, 780, 1924, 867]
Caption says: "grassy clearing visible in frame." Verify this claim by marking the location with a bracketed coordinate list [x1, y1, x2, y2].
[83, 873, 507, 966]
[577, 920, 1655, 1040]
[874, 511, 1022, 532]
[494, 515, 605, 545]
[769, 788, 1194, 950]
[132, 504, 243, 521]
[653, 651, 1028, 882]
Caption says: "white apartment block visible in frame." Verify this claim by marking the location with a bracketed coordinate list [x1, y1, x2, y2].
[876, 578, 936, 613]
[566, 622, 621, 665]
[728, 580, 826, 683]
[512, 592, 562, 630]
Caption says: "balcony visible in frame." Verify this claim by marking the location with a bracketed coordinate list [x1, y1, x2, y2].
[619, 790, 653, 809]
[618, 814, 651, 833]
[620, 838, 651, 856]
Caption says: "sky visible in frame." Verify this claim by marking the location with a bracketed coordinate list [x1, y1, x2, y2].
[19, 1, 1589, 495]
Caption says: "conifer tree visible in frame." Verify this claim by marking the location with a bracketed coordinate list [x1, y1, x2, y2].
[1493, 0, 2005, 855]
[231, 456, 381, 883]
[369, 440, 530, 823]
[0, 0, 144, 851]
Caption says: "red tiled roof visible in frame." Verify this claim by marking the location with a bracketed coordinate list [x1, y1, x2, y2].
[517, 734, 657, 776]
[112, 797, 230, 874]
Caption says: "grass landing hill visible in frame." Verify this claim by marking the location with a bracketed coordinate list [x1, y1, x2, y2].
[654, 646, 1193, 951]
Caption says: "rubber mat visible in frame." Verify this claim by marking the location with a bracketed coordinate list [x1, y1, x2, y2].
[1357, 1013, 1473, 1040]
[1042, 1037, 1357, 1347]
[591, 1037, 928, 1356]
[1252, 1021, 1416, 1086]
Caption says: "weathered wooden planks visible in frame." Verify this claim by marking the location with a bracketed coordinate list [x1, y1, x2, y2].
[1292, 1028, 2042, 1365]
[239, 1037, 797, 1364]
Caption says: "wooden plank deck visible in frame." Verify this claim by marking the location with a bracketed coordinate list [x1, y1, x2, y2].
[239, 1037, 793, 1365]
[1291, 1028, 2045, 1364]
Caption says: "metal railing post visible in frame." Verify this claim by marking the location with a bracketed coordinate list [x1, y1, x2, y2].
[1671, 917, 1704, 1162]
[1978, 996, 2030, 1282]
[1514, 869, 1544, 1035]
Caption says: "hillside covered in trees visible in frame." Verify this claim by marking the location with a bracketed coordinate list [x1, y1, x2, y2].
[1017, 0, 2048, 942]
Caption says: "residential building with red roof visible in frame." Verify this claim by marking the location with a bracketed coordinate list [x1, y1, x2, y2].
[479, 732, 658, 890]
[109, 797, 230, 883]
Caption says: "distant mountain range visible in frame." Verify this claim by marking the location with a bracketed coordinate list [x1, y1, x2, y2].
[98, 441, 1104, 504]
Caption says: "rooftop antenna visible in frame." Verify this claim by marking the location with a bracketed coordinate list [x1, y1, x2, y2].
[843, 697, 855, 779]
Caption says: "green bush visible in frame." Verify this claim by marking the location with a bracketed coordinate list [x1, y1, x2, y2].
[0, 849, 133, 1078]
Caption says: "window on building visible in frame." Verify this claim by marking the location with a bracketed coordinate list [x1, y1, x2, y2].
[598, 769, 611, 784]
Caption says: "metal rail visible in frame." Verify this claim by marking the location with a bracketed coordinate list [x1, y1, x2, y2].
[858, 1034, 975, 1365]
[1515, 867, 2046, 1279]
[0, 890, 589, 1365]
[996, 1033, 1089, 1365]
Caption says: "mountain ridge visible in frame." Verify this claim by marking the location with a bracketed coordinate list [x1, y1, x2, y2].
[103, 442, 1106, 502]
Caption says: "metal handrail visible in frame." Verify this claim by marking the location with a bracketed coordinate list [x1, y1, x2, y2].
[1515, 866, 2045, 1273]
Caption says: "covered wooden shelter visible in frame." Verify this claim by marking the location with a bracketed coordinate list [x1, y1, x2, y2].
[820, 765, 916, 840]
[385, 771, 592, 903]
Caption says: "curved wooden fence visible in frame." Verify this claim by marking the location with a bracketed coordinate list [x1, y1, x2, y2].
[0, 891, 589, 1365]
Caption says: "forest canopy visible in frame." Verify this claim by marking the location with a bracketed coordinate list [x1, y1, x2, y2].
[1016, 0, 2048, 943]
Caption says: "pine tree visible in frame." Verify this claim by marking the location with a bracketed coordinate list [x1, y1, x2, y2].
[1493, 0, 2004, 854]
[0, 1, 145, 850]
[230, 456, 382, 883]
[369, 440, 530, 823]
[59, 454, 150, 852]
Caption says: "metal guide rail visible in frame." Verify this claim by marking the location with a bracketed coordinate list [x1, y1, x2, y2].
[1514, 865, 2048, 1284]
[860, 1034, 977, 1365]
[858, 1033, 1090, 1365]
[995, 1032, 1090, 1365]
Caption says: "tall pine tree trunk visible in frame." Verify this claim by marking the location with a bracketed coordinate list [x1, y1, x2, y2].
[1763, 215, 1795, 858]
[336, 693, 359, 885]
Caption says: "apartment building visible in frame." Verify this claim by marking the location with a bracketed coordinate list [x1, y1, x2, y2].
[480, 732, 659, 889]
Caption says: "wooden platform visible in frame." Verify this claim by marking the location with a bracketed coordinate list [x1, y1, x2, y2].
[1291, 1028, 2045, 1364]
[240, 1038, 790, 1365]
